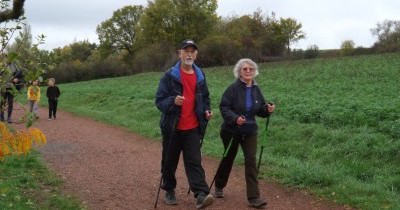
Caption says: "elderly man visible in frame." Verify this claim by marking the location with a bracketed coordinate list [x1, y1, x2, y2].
[155, 39, 214, 209]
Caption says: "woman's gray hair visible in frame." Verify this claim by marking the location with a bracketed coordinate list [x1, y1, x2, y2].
[233, 58, 259, 79]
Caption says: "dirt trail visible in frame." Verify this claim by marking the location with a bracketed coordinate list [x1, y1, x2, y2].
[15, 108, 352, 210]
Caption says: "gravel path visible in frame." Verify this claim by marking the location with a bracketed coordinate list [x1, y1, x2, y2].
[18, 108, 352, 210]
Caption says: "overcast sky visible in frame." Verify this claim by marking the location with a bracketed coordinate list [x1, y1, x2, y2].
[23, 0, 400, 50]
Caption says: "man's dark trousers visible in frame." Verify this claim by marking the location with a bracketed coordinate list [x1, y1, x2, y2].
[162, 127, 210, 197]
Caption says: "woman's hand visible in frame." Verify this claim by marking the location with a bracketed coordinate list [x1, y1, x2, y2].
[236, 115, 246, 125]
[266, 103, 275, 113]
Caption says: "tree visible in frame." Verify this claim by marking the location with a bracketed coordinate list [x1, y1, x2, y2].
[173, 0, 218, 42]
[304, 44, 319, 59]
[197, 35, 241, 66]
[340, 40, 355, 56]
[96, 5, 144, 55]
[7, 24, 48, 84]
[0, 0, 48, 161]
[0, 0, 25, 22]
[371, 20, 400, 52]
[69, 40, 97, 62]
[272, 17, 306, 56]
[139, 0, 218, 45]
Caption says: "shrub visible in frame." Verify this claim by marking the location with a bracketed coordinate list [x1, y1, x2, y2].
[0, 122, 46, 160]
[304, 44, 319, 59]
[340, 40, 355, 56]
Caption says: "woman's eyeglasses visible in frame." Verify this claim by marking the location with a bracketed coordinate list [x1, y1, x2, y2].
[242, 67, 254, 72]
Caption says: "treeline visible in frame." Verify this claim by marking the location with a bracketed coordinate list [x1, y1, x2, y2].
[43, 0, 308, 83]
[9, 1, 400, 83]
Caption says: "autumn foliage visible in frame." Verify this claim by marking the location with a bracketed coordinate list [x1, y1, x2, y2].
[0, 122, 46, 160]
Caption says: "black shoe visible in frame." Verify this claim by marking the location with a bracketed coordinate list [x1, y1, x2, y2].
[164, 191, 177, 205]
[196, 193, 214, 209]
[160, 182, 167, 191]
[214, 187, 224, 198]
[248, 198, 267, 209]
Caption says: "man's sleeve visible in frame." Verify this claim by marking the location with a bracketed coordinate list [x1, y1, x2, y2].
[155, 74, 176, 113]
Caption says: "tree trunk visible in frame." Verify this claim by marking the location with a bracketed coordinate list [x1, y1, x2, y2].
[0, 0, 26, 23]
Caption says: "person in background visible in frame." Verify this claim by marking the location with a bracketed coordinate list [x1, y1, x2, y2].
[0, 61, 24, 123]
[213, 58, 275, 209]
[27, 79, 40, 119]
[46, 78, 60, 120]
[155, 39, 214, 209]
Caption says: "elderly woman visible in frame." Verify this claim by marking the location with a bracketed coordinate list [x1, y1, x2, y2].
[214, 58, 275, 209]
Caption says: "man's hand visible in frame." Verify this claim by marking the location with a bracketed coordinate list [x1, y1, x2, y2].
[205, 110, 213, 120]
[175, 95, 185, 106]
[236, 115, 246, 125]
[12, 78, 19, 83]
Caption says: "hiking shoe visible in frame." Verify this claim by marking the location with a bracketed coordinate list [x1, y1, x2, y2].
[164, 191, 177, 205]
[196, 193, 214, 209]
[214, 187, 224, 198]
[248, 198, 267, 209]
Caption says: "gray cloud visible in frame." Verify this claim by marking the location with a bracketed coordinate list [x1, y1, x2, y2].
[24, 0, 147, 49]
[218, 0, 400, 49]
[21, 0, 400, 50]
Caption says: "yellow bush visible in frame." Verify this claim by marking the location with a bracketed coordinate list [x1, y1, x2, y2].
[0, 122, 46, 160]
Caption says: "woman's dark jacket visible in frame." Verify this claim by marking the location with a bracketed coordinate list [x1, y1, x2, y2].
[155, 61, 211, 136]
[220, 79, 269, 135]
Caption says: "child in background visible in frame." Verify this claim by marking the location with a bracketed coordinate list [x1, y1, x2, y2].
[46, 78, 60, 120]
[27, 79, 40, 118]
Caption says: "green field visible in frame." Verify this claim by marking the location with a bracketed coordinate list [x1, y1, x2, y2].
[0, 152, 84, 210]
[48, 53, 399, 210]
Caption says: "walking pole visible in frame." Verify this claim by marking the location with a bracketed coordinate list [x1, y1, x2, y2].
[209, 137, 234, 190]
[200, 120, 209, 148]
[257, 116, 270, 174]
[154, 120, 177, 208]
[154, 175, 163, 208]
[187, 120, 208, 194]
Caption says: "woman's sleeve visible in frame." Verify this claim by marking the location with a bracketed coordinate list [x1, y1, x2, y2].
[220, 85, 239, 125]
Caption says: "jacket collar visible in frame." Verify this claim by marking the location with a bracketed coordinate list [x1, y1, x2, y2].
[169, 61, 204, 83]
[237, 78, 257, 87]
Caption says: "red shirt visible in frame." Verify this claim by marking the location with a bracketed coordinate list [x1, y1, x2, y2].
[177, 68, 199, 130]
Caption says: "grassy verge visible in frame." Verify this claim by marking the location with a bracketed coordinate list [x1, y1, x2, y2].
[49, 53, 399, 210]
[0, 151, 84, 210]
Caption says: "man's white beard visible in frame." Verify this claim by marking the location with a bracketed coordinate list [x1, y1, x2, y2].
[184, 58, 194, 66]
